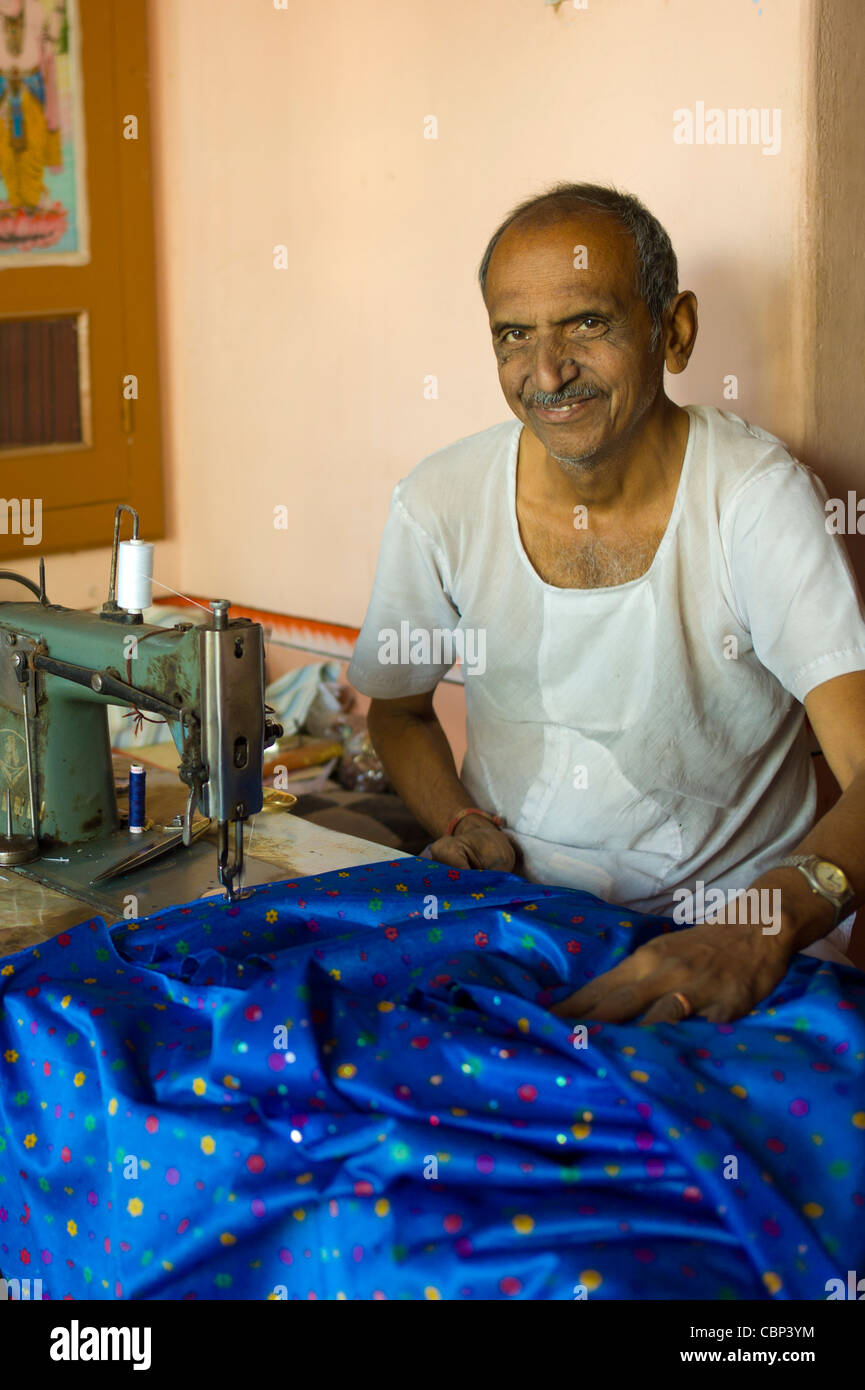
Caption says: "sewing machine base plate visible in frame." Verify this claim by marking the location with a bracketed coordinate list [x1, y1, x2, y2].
[9, 830, 281, 920]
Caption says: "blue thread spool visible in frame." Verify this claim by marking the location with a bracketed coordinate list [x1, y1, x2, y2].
[128, 764, 146, 834]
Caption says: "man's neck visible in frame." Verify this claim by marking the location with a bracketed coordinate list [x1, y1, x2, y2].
[520, 395, 690, 520]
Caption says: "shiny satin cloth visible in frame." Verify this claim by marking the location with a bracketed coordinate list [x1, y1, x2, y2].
[1, 858, 863, 1300]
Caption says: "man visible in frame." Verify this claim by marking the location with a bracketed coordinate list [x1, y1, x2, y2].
[346, 183, 865, 1025]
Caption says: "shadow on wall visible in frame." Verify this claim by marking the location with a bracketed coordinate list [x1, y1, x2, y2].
[676, 256, 789, 443]
[677, 251, 865, 583]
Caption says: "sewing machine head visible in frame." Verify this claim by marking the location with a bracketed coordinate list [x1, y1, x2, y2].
[0, 507, 282, 907]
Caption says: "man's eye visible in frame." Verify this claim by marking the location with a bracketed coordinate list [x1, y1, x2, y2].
[502, 329, 526, 344]
[575, 318, 605, 334]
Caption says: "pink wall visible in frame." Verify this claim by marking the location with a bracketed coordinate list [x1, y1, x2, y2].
[149, 0, 810, 766]
[11, 0, 816, 767]
[145, 0, 811, 626]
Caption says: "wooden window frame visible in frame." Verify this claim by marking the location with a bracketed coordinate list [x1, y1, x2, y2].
[0, 0, 163, 560]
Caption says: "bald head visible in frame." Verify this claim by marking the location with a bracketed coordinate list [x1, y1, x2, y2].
[479, 183, 678, 350]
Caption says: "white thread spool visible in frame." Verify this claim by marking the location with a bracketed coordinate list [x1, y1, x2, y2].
[117, 539, 154, 612]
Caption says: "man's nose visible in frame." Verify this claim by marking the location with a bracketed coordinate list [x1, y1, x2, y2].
[531, 338, 581, 392]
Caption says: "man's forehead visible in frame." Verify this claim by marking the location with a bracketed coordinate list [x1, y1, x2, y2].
[485, 212, 637, 307]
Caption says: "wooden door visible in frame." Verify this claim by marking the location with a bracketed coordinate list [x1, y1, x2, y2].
[0, 0, 162, 561]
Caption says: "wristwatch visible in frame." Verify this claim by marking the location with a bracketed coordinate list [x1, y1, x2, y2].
[774, 854, 854, 927]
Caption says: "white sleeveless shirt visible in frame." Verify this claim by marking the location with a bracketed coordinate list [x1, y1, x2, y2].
[348, 406, 865, 958]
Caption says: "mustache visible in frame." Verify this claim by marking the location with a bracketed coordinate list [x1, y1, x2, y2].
[529, 384, 606, 408]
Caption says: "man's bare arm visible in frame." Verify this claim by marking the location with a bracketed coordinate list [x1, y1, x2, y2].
[367, 690, 469, 837]
[366, 691, 516, 871]
[554, 670, 865, 1024]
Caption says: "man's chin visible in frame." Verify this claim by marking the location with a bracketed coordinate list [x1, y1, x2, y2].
[546, 434, 605, 468]
[522, 409, 608, 466]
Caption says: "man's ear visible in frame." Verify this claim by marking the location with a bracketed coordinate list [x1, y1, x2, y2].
[663, 291, 698, 375]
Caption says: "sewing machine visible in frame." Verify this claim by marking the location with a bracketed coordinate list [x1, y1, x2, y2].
[0, 507, 283, 915]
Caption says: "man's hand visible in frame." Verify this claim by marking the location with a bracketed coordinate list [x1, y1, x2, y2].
[552, 916, 794, 1025]
[427, 813, 518, 873]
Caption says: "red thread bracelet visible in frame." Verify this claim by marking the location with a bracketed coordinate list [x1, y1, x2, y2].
[445, 807, 504, 838]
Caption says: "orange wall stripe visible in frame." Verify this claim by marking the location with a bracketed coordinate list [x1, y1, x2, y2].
[154, 594, 360, 647]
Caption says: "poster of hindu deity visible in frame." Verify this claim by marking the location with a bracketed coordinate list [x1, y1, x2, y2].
[0, 0, 88, 265]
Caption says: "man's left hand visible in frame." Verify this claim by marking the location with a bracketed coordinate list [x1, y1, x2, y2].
[551, 916, 795, 1025]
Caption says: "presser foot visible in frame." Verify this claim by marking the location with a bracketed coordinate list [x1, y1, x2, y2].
[217, 818, 253, 901]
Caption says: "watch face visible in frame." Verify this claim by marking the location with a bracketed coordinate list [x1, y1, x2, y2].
[814, 861, 848, 896]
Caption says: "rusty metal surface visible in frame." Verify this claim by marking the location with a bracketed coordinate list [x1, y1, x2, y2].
[0, 634, 37, 712]
[12, 830, 279, 920]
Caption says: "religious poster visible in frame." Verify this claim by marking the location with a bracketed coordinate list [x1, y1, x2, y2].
[0, 0, 88, 265]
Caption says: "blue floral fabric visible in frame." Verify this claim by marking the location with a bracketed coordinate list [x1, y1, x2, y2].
[1, 858, 863, 1301]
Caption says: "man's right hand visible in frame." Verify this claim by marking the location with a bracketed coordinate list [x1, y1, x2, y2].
[427, 813, 518, 873]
